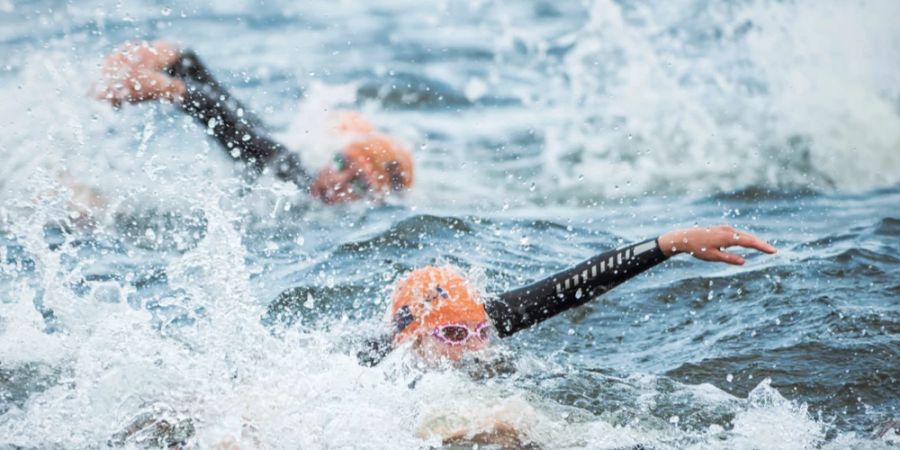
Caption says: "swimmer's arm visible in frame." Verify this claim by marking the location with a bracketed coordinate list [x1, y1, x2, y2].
[166, 50, 313, 187]
[486, 226, 776, 337]
[442, 422, 531, 449]
[167, 49, 281, 166]
[657, 226, 776, 264]
[97, 41, 312, 189]
[417, 398, 537, 449]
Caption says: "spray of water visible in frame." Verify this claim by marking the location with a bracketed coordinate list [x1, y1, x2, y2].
[1, 0, 898, 448]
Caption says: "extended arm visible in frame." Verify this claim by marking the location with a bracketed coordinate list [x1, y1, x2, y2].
[486, 225, 776, 337]
[97, 41, 312, 189]
[165, 50, 311, 186]
[486, 238, 667, 337]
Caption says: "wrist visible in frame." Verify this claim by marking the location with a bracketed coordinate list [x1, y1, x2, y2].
[163, 79, 187, 103]
[658, 230, 682, 257]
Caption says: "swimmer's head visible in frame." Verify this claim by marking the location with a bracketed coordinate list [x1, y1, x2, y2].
[389, 266, 491, 363]
[310, 113, 413, 204]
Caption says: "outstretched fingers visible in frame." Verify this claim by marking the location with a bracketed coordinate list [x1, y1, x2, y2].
[725, 229, 777, 254]
[707, 248, 746, 265]
[659, 226, 778, 264]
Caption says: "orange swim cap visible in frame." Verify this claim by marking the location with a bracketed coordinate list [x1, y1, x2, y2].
[332, 111, 375, 135]
[342, 135, 414, 193]
[331, 111, 413, 193]
[389, 266, 487, 345]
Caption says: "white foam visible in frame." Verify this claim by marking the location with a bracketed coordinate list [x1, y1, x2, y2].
[540, 0, 900, 197]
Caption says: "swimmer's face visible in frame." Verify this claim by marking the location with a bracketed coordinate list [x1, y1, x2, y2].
[414, 320, 492, 363]
[310, 151, 382, 204]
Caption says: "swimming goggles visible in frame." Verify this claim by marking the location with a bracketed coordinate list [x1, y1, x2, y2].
[333, 153, 372, 194]
[334, 152, 407, 193]
[432, 322, 491, 345]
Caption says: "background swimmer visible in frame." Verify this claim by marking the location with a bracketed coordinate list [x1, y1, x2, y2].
[97, 40, 413, 204]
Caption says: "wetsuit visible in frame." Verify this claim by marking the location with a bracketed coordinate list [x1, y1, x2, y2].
[165, 50, 312, 189]
[485, 237, 667, 337]
[357, 238, 668, 365]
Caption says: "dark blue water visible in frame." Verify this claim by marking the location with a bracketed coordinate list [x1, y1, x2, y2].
[1, 0, 898, 448]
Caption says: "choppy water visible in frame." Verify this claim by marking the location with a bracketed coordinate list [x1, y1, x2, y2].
[1, 0, 899, 448]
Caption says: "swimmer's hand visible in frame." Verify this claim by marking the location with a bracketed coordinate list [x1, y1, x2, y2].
[97, 40, 185, 107]
[659, 225, 777, 265]
[443, 422, 537, 449]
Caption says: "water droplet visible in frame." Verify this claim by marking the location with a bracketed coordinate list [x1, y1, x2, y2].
[726, 373, 734, 383]
[161, 6, 172, 16]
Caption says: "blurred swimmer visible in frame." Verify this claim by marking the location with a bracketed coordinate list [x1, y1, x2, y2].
[96, 41, 413, 204]
[365, 225, 777, 366]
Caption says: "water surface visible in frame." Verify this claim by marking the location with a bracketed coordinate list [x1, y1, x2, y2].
[1, 0, 898, 448]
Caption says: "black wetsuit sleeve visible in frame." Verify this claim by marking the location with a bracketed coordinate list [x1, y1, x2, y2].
[485, 238, 668, 337]
[165, 50, 313, 189]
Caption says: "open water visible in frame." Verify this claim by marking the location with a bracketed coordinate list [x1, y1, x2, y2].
[0, 0, 898, 448]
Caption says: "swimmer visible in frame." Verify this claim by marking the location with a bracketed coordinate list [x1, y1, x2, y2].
[96, 40, 413, 204]
[369, 225, 777, 364]
[364, 225, 777, 447]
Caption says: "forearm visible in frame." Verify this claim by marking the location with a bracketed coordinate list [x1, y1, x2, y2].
[486, 237, 668, 337]
[166, 51, 312, 187]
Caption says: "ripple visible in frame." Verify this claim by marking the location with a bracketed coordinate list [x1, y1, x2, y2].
[335, 214, 473, 253]
[873, 217, 900, 237]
